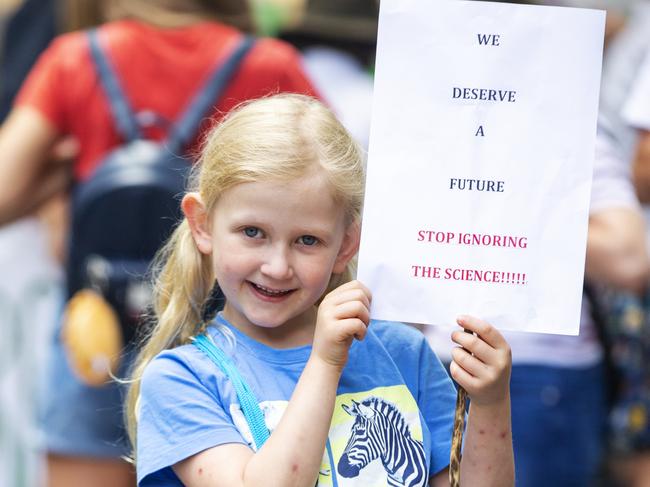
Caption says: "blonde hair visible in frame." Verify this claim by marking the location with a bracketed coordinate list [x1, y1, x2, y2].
[125, 93, 365, 453]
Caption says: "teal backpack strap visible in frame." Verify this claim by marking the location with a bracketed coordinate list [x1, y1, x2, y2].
[191, 334, 270, 449]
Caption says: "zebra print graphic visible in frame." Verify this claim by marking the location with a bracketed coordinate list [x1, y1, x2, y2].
[337, 397, 427, 486]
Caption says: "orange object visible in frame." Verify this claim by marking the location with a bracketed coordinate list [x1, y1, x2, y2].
[61, 289, 123, 386]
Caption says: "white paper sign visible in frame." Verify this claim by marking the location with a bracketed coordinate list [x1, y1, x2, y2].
[358, 0, 605, 335]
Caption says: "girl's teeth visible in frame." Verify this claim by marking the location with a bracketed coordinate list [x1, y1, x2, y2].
[255, 284, 289, 295]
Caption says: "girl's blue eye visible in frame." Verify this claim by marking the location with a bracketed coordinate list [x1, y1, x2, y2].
[299, 235, 318, 246]
[244, 227, 260, 238]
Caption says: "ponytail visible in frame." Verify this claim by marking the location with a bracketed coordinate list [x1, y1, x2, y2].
[124, 218, 213, 453]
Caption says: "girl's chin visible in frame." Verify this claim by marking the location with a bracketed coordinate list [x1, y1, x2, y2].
[222, 296, 317, 334]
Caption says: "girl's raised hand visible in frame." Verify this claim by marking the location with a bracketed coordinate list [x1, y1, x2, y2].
[449, 315, 512, 406]
[312, 280, 372, 371]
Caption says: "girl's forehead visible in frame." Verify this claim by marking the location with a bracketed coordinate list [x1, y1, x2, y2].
[224, 171, 334, 201]
[214, 173, 345, 225]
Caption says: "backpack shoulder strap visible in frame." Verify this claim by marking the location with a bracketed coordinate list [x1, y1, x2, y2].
[87, 28, 142, 142]
[167, 35, 256, 152]
[191, 333, 270, 450]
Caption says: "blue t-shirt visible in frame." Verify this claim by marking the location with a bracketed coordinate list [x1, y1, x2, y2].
[137, 315, 457, 486]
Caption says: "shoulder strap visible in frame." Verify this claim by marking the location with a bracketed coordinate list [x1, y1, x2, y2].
[192, 333, 270, 450]
[87, 28, 142, 142]
[167, 35, 256, 152]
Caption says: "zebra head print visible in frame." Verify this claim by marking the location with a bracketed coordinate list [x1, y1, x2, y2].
[337, 397, 427, 487]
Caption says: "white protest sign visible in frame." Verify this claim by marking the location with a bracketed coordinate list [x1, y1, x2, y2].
[358, 0, 605, 335]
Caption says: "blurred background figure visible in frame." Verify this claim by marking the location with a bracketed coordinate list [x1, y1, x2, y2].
[0, 0, 319, 485]
[594, 2, 650, 485]
[1, 0, 56, 121]
[0, 2, 63, 487]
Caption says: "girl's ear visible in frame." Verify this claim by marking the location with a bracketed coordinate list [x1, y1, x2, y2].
[182, 192, 213, 255]
[333, 221, 361, 274]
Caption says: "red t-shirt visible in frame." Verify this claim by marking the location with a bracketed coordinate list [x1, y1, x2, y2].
[16, 20, 319, 181]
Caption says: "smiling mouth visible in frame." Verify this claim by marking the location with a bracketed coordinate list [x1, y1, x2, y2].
[248, 282, 295, 298]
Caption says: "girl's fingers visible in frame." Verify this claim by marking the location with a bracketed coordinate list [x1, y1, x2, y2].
[333, 300, 370, 324]
[337, 318, 369, 341]
[331, 279, 369, 294]
[326, 280, 372, 305]
[449, 360, 479, 392]
[456, 315, 508, 350]
[348, 279, 371, 296]
[451, 346, 490, 379]
[451, 316, 512, 406]
[328, 289, 371, 310]
[451, 329, 497, 364]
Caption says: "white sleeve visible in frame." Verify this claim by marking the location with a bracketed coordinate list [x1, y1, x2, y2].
[590, 129, 640, 214]
[622, 46, 650, 130]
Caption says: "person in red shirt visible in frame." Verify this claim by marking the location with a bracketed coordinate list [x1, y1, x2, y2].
[0, 1, 318, 486]
[2, 3, 317, 211]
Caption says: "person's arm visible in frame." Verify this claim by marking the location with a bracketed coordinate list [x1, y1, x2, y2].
[632, 130, 650, 204]
[584, 128, 650, 293]
[0, 106, 72, 226]
[585, 206, 650, 293]
[173, 280, 372, 487]
[448, 316, 515, 487]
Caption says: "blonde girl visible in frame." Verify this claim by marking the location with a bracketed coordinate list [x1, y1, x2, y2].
[127, 94, 515, 486]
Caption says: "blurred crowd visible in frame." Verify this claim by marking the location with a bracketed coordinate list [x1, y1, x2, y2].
[2, 0, 650, 486]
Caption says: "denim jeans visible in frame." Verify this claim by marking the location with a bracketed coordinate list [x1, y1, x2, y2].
[510, 363, 606, 487]
[40, 322, 133, 458]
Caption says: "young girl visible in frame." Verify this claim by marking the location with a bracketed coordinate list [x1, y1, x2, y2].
[126, 94, 515, 486]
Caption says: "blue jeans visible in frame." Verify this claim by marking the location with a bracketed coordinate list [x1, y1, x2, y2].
[510, 363, 606, 487]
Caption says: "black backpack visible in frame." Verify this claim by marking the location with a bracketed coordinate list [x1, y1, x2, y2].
[67, 29, 255, 344]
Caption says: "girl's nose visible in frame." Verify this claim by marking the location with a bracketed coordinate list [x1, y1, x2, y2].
[260, 247, 294, 280]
